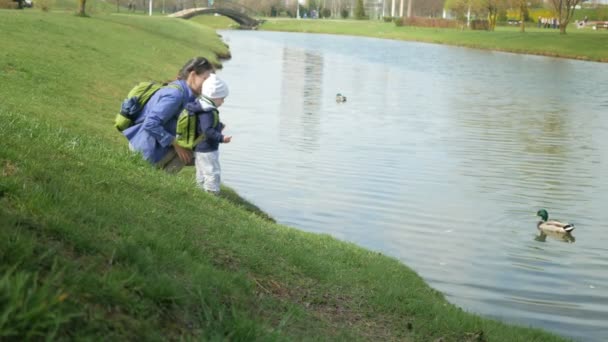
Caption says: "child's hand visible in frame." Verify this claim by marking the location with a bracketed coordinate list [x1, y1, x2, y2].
[223, 135, 232, 143]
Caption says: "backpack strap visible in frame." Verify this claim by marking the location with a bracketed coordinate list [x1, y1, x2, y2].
[210, 109, 219, 128]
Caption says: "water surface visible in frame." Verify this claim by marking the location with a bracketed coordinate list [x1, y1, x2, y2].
[217, 30, 608, 341]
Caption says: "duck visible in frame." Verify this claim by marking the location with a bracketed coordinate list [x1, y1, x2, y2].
[536, 209, 575, 234]
[336, 93, 347, 103]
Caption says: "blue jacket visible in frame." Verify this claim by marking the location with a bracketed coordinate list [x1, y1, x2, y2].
[188, 97, 224, 153]
[123, 80, 196, 164]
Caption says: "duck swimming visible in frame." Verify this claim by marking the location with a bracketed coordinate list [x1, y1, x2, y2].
[336, 93, 347, 103]
[536, 209, 575, 234]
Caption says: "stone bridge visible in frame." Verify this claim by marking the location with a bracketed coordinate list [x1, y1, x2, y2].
[169, 7, 260, 29]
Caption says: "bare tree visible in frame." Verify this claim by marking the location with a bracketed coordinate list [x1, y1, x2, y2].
[549, 0, 583, 34]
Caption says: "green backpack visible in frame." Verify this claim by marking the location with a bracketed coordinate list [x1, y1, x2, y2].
[114, 81, 183, 132]
[175, 103, 219, 150]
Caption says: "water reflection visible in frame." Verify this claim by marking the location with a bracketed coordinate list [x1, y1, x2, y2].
[279, 48, 322, 153]
[535, 231, 576, 244]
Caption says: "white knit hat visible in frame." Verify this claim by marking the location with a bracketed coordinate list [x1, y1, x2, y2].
[202, 74, 229, 99]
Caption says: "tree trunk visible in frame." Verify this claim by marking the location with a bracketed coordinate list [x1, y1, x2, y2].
[520, 1, 526, 32]
[78, 0, 86, 15]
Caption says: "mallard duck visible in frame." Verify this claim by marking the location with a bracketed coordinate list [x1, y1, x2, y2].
[537, 209, 575, 234]
[336, 93, 347, 103]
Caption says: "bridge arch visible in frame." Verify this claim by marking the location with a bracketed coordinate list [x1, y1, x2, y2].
[169, 7, 259, 29]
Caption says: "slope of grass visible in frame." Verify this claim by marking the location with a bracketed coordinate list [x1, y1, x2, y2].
[190, 13, 238, 29]
[259, 18, 608, 62]
[1, 10, 228, 141]
[1, 10, 570, 341]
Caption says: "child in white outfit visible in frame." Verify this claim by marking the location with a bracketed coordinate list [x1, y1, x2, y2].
[192, 74, 232, 194]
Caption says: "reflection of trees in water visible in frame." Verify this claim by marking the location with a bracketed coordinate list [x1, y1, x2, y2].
[444, 85, 597, 205]
[279, 47, 323, 153]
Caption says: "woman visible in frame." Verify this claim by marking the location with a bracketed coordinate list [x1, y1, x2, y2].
[124, 57, 213, 173]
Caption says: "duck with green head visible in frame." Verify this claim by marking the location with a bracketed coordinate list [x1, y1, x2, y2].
[537, 209, 575, 234]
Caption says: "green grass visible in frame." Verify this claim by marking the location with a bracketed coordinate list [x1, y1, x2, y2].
[0, 10, 571, 341]
[259, 18, 608, 62]
[191, 13, 239, 29]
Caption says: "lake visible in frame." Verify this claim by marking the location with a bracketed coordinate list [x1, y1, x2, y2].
[217, 30, 608, 341]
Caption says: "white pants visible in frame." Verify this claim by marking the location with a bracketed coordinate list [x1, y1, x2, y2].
[195, 150, 221, 193]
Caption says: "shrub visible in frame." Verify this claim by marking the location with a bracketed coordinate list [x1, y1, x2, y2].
[498, 9, 508, 22]
[354, 0, 366, 19]
[396, 16, 460, 29]
[0, 0, 18, 9]
[525, 8, 557, 22]
[470, 19, 489, 30]
[340, 8, 348, 19]
[321, 8, 330, 18]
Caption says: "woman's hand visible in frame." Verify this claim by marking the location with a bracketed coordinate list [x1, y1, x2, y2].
[172, 141, 193, 164]
[223, 136, 232, 143]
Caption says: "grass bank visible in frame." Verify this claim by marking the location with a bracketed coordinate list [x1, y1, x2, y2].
[257, 18, 608, 63]
[1, 10, 569, 341]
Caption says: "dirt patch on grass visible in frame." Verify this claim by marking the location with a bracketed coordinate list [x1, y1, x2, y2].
[434, 330, 487, 342]
[252, 276, 411, 341]
[2, 160, 18, 177]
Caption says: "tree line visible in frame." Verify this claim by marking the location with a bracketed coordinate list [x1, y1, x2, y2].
[75, 0, 586, 35]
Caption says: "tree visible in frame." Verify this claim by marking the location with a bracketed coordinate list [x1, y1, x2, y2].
[407, 0, 412, 17]
[477, 0, 502, 31]
[354, 0, 366, 19]
[517, 0, 527, 32]
[444, 0, 470, 22]
[78, 0, 87, 15]
[549, 0, 583, 34]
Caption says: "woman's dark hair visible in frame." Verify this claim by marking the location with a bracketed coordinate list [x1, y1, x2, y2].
[176, 57, 213, 80]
